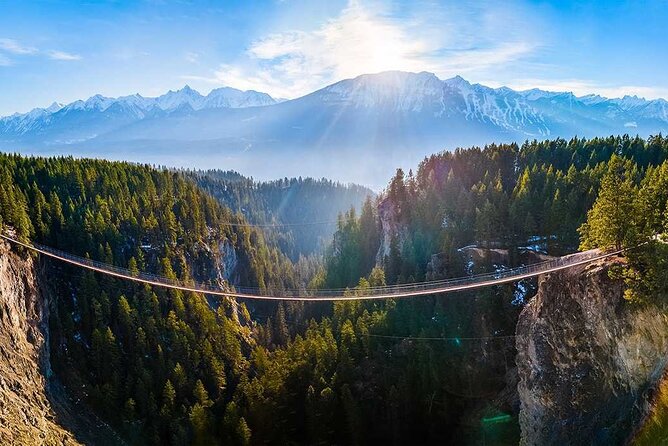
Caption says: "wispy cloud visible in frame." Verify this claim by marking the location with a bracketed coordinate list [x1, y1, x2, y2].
[48, 50, 81, 61]
[183, 0, 540, 98]
[0, 37, 81, 64]
[185, 51, 200, 63]
[0, 38, 37, 55]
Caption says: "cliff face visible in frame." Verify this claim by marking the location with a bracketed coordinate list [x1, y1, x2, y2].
[376, 196, 402, 263]
[0, 241, 80, 444]
[516, 255, 668, 446]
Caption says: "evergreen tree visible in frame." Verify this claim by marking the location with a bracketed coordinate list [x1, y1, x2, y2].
[579, 156, 640, 250]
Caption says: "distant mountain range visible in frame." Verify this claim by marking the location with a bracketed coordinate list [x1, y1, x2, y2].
[2, 71, 667, 187]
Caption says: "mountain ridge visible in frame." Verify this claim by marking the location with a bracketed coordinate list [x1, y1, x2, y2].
[2, 71, 668, 187]
[1, 84, 278, 127]
[5, 71, 667, 126]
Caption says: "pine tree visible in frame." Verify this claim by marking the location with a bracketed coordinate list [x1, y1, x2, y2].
[579, 156, 640, 250]
[273, 303, 290, 345]
[236, 417, 252, 446]
[160, 380, 176, 418]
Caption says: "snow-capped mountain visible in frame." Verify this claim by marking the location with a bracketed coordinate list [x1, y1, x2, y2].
[0, 85, 278, 137]
[155, 85, 203, 111]
[1, 71, 667, 186]
[202, 87, 277, 109]
[310, 71, 551, 137]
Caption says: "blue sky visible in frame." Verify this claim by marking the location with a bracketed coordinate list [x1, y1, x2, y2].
[1, 0, 667, 116]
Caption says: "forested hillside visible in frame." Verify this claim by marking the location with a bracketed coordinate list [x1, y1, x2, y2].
[1, 134, 668, 444]
[191, 170, 372, 260]
[323, 134, 668, 288]
[269, 134, 668, 443]
[0, 155, 300, 443]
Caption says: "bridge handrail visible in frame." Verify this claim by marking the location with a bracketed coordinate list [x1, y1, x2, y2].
[0, 233, 624, 301]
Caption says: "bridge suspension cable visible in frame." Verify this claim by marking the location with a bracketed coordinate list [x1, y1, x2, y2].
[0, 233, 623, 301]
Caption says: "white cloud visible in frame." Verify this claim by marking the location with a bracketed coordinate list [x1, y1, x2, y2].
[485, 78, 668, 100]
[48, 50, 82, 61]
[184, 0, 539, 98]
[185, 51, 200, 63]
[0, 38, 82, 64]
[0, 38, 37, 55]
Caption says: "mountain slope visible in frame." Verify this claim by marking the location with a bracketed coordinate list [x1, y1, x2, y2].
[2, 71, 668, 186]
[0, 154, 303, 444]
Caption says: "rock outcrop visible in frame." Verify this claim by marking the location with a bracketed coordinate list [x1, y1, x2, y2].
[516, 254, 668, 445]
[217, 238, 239, 284]
[0, 241, 81, 444]
[376, 196, 401, 263]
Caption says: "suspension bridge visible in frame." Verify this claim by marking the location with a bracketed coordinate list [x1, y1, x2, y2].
[0, 232, 623, 301]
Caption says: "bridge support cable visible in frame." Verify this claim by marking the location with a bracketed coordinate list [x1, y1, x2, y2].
[0, 233, 624, 302]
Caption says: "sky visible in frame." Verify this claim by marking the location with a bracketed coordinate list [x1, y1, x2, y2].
[1, 0, 668, 116]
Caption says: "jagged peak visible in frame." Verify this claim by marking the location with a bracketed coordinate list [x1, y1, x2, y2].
[162, 85, 202, 97]
[202, 86, 276, 108]
[179, 85, 202, 96]
[81, 94, 115, 111]
[518, 88, 560, 101]
[45, 102, 63, 113]
[444, 74, 471, 86]
[494, 86, 515, 94]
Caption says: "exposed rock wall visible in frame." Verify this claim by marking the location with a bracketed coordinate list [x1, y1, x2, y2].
[516, 255, 668, 445]
[376, 196, 395, 262]
[217, 238, 239, 284]
[0, 241, 81, 444]
[376, 196, 408, 263]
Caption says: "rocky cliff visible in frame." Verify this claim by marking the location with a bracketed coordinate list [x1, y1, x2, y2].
[0, 241, 80, 444]
[376, 196, 403, 263]
[516, 254, 668, 445]
[0, 240, 126, 445]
